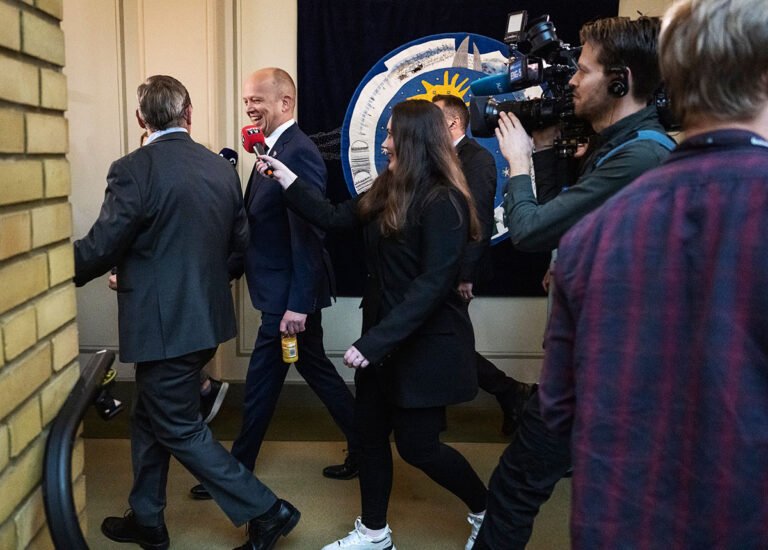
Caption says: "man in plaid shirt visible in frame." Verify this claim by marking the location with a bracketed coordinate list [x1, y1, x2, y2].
[475, 15, 674, 549]
[539, 0, 768, 547]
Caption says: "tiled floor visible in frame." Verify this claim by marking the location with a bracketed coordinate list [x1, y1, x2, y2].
[83, 439, 571, 549]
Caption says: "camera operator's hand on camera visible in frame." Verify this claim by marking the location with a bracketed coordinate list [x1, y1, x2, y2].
[496, 112, 533, 177]
[256, 155, 297, 190]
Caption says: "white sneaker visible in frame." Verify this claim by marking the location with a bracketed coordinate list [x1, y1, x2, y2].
[465, 510, 485, 550]
[321, 517, 396, 549]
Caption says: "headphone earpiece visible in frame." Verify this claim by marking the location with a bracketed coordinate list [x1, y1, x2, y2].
[608, 66, 629, 98]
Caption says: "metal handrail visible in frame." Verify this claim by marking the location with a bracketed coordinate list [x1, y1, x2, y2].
[42, 349, 116, 550]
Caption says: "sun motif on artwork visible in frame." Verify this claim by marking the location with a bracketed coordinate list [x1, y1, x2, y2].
[408, 70, 471, 102]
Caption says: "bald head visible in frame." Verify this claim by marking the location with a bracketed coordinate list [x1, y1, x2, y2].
[248, 68, 296, 98]
[242, 68, 297, 136]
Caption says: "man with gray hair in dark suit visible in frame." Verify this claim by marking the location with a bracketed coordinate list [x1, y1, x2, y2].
[74, 74, 299, 550]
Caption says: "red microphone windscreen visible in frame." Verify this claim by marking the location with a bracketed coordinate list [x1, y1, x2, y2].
[241, 125, 266, 154]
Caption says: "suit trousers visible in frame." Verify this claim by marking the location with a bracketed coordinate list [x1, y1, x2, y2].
[231, 310, 358, 471]
[473, 388, 572, 549]
[128, 348, 277, 527]
[476, 352, 517, 397]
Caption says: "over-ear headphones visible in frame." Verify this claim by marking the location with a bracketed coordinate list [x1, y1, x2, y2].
[607, 66, 629, 98]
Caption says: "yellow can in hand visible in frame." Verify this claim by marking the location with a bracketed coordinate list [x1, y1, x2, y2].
[281, 334, 298, 363]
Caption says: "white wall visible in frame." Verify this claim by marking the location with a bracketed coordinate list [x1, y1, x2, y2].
[619, 0, 673, 16]
[64, 0, 673, 382]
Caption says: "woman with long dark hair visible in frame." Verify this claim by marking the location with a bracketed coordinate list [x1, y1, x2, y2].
[257, 99, 488, 550]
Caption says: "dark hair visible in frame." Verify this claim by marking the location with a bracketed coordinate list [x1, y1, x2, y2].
[357, 100, 480, 240]
[580, 16, 662, 102]
[136, 75, 191, 131]
[432, 94, 470, 132]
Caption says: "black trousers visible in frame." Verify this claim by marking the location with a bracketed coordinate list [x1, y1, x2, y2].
[355, 368, 488, 530]
[129, 348, 277, 527]
[473, 388, 572, 549]
[231, 310, 359, 471]
[476, 352, 518, 396]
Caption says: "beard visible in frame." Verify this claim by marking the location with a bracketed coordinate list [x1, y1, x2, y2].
[575, 95, 610, 125]
[572, 82, 617, 130]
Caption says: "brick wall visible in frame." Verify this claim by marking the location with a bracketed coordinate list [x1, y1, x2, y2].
[0, 0, 84, 548]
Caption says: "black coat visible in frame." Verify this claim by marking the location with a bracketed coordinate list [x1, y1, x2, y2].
[456, 135, 497, 284]
[284, 179, 478, 408]
[74, 132, 248, 363]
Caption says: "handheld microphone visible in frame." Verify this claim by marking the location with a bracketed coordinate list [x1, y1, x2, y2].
[241, 125, 267, 154]
[218, 147, 238, 168]
[241, 125, 273, 177]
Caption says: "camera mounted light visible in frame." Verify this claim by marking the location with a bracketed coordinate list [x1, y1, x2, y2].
[504, 10, 528, 45]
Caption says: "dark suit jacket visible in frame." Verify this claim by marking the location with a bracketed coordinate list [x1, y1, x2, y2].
[74, 132, 249, 363]
[231, 123, 333, 315]
[284, 179, 478, 408]
[456, 135, 497, 284]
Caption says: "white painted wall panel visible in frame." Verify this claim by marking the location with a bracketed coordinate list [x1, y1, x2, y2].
[66, 0, 670, 382]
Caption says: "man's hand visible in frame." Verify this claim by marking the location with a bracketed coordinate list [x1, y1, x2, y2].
[495, 111, 533, 176]
[280, 310, 307, 336]
[457, 281, 474, 302]
[343, 345, 370, 369]
[108, 273, 118, 291]
[541, 267, 552, 293]
[575, 142, 590, 158]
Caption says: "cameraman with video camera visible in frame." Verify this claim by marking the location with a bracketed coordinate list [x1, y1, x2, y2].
[473, 16, 675, 549]
[501, 16, 674, 252]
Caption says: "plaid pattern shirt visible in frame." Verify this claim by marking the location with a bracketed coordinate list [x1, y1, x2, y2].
[540, 130, 768, 549]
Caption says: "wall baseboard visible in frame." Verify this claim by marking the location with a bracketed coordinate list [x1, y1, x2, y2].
[83, 382, 512, 444]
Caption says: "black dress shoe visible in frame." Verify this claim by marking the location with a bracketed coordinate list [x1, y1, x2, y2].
[190, 483, 212, 500]
[233, 499, 300, 550]
[322, 454, 359, 480]
[101, 510, 169, 550]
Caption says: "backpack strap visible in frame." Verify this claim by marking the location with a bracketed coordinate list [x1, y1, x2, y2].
[594, 130, 676, 169]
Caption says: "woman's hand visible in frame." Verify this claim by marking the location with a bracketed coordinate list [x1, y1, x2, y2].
[256, 154, 298, 190]
[343, 345, 370, 369]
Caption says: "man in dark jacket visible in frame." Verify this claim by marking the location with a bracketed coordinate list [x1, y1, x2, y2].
[74, 75, 299, 550]
[475, 16, 675, 549]
[228, 68, 359, 481]
[433, 94, 534, 436]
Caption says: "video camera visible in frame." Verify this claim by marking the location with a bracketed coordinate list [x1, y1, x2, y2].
[470, 11, 590, 157]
